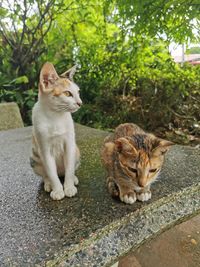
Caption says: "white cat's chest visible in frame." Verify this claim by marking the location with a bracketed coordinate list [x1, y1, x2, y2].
[33, 103, 74, 137]
[50, 135, 65, 160]
[47, 120, 68, 137]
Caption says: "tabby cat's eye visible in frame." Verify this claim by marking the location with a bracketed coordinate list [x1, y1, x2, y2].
[128, 167, 138, 174]
[63, 91, 72, 97]
[149, 168, 157, 173]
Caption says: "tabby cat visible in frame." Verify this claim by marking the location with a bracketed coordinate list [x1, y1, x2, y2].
[30, 62, 82, 200]
[101, 123, 174, 204]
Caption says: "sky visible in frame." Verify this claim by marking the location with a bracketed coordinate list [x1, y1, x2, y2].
[169, 43, 200, 56]
[169, 43, 183, 56]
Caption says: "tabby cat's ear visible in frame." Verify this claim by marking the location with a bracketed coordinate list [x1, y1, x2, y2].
[60, 65, 77, 81]
[39, 62, 59, 92]
[115, 137, 138, 157]
[152, 139, 174, 156]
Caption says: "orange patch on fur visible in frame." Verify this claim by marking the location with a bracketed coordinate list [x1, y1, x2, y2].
[52, 79, 71, 96]
[53, 87, 63, 96]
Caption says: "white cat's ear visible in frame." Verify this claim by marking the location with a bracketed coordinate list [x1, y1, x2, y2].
[152, 139, 174, 156]
[39, 62, 59, 92]
[60, 65, 77, 81]
[115, 137, 138, 157]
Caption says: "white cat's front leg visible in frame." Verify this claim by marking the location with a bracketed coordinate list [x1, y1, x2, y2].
[64, 140, 78, 197]
[39, 144, 65, 200]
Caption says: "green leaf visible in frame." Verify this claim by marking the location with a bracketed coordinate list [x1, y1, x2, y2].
[11, 76, 29, 84]
[0, 7, 8, 17]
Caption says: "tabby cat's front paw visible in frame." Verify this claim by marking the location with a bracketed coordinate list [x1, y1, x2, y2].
[64, 184, 77, 197]
[120, 192, 136, 204]
[50, 189, 65, 200]
[136, 191, 151, 202]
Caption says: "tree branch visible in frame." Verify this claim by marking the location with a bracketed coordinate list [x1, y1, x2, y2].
[19, 0, 28, 46]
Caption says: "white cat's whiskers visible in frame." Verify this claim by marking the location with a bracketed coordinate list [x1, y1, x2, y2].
[56, 105, 72, 112]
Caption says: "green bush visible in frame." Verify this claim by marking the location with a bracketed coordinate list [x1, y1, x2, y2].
[0, 0, 200, 139]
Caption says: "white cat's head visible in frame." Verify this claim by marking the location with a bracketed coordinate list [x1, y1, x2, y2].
[38, 62, 82, 113]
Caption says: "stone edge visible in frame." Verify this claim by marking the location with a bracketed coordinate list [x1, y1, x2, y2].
[0, 102, 24, 130]
[43, 183, 200, 267]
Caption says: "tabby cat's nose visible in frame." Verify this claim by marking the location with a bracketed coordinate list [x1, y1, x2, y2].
[138, 180, 145, 187]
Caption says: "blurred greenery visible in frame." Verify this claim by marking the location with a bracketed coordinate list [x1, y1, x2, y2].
[0, 0, 200, 144]
[186, 46, 200, 54]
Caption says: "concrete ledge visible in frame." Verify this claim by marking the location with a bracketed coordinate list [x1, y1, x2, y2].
[0, 102, 24, 130]
[0, 124, 199, 267]
[62, 185, 200, 267]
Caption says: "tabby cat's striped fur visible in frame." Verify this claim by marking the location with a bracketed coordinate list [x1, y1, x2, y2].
[101, 123, 173, 204]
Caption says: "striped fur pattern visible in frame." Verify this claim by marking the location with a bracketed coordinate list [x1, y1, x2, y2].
[30, 62, 82, 200]
[101, 123, 174, 204]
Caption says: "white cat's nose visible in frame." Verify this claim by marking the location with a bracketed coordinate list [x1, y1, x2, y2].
[77, 102, 82, 107]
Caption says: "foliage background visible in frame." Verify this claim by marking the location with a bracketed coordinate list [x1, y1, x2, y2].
[0, 0, 200, 144]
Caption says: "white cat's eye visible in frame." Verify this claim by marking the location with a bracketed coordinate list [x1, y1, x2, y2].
[149, 168, 157, 173]
[63, 91, 72, 97]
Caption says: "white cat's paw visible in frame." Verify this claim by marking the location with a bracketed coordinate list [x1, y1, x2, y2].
[120, 193, 136, 204]
[64, 184, 77, 197]
[73, 175, 79, 185]
[44, 182, 51, 192]
[137, 191, 152, 202]
[50, 189, 65, 200]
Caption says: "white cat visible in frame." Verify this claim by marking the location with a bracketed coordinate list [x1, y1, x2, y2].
[30, 62, 82, 200]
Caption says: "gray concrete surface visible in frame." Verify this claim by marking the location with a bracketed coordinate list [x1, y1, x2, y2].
[0, 102, 24, 130]
[0, 125, 200, 267]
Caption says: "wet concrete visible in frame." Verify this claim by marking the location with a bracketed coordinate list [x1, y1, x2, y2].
[118, 214, 200, 267]
[0, 124, 200, 266]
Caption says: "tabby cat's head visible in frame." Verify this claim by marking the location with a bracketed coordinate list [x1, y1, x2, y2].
[115, 135, 173, 190]
[38, 62, 82, 113]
